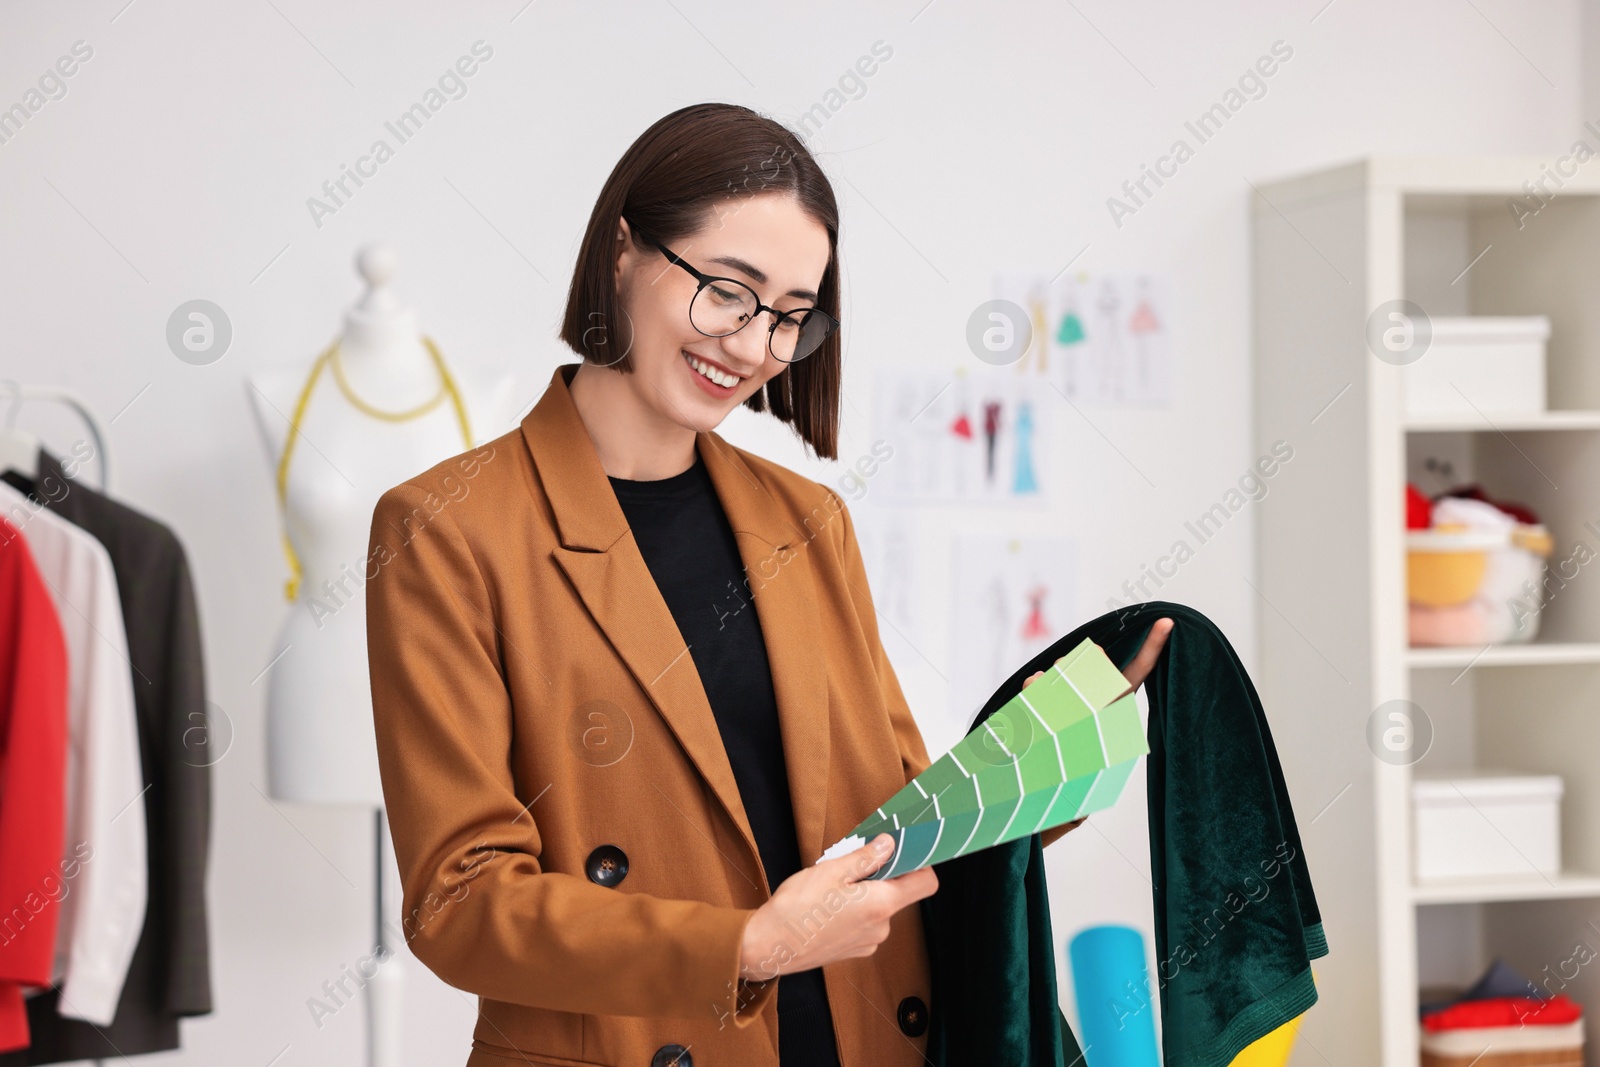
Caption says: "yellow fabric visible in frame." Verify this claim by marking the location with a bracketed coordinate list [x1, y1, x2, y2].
[1228, 990, 1308, 1067]
[1227, 1014, 1301, 1066]
[276, 336, 472, 601]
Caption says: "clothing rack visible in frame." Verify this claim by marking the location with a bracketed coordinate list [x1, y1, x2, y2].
[2, 382, 113, 1066]
[0, 380, 111, 491]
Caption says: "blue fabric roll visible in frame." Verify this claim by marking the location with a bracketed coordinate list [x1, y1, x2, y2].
[1069, 925, 1160, 1067]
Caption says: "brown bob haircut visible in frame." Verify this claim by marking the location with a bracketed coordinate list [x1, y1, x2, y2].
[560, 102, 843, 461]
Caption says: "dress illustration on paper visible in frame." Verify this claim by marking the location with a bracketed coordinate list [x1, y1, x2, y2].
[1012, 401, 1037, 495]
[1128, 275, 1162, 397]
[982, 399, 1002, 485]
[1021, 581, 1052, 643]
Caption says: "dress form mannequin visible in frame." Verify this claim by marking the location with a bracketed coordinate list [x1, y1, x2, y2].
[246, 244, 518, 1066]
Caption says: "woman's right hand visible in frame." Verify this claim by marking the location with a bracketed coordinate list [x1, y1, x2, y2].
[737, 833, 938, 982]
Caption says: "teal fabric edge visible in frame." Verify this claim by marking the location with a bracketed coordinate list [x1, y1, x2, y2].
[1174, 965, 1319, 1067]
[1058, 1006, 1087, 1066]
[1304, 921, 1328, 959]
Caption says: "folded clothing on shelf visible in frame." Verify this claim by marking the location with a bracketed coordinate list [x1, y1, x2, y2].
[1420, 958, 1547, 1016]
[1424, 994, 1581, 1030]
[1418, 960, 1584, 1067]
[1421, 992, 1583, 1067]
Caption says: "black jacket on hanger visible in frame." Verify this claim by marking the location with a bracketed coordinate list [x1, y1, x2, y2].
[0, 448, 213, 1063]
[921, 600, 1325, 1067]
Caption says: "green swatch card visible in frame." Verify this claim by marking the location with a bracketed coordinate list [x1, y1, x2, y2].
[818, 637, 1149, 880]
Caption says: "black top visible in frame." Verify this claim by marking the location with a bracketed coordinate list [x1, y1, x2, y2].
[608, 450, 842, 1067]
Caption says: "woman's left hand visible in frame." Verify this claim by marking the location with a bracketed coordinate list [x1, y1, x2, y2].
[1021, 616, 1174, 838]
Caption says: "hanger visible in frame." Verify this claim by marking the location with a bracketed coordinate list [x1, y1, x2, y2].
[0, 380, 110, 492]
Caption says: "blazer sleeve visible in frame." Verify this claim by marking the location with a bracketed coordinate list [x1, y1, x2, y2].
[832, 495, 1073, 849]
[159, 547, 213, 1015]
[831, 495, 932, 785]
[366, 482, 776, 1027]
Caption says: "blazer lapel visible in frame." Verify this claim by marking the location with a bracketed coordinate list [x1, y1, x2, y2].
[699, 423, 833, 872]
[522, 364, 833, 879]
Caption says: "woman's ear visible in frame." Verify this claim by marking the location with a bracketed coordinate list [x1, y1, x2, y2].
[614, 217, 633, 288]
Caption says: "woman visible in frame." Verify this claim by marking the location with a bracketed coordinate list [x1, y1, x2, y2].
[365, 102, 1172, 1067]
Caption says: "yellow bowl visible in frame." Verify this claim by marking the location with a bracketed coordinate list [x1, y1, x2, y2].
[1406, 527, 1505, 607]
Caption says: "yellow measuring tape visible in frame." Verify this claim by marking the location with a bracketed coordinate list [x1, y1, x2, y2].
[276, 336, 473, 601]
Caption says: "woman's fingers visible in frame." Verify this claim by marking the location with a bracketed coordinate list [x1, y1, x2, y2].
[1022, 617, 1176, 695]
[1120, 616, 1174, 691]
[879, 864, 939, 903]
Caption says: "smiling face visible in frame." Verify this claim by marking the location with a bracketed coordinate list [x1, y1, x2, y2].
[611, 191, 832, 434]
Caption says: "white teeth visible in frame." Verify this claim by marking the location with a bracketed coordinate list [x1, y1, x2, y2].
[685, 352, 738, 388]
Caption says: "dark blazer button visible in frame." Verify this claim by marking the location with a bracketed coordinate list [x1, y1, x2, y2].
[897, 994, 929, 1037]
[651, 1044, 692, 1067]
[584, 844, 628, 887]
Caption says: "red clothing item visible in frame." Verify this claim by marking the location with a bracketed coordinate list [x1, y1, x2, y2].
[0, 517, 71, 1053]
[1405, 483, 1432, 529]
[1423, 994, 1583, 1031]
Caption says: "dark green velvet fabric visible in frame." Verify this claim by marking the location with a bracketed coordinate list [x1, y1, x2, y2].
[920, 814, 1082, 1065]
[919, 600, 1326, 1067]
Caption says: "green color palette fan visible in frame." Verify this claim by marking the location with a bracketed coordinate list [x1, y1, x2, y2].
[820, 637, 1148, 880]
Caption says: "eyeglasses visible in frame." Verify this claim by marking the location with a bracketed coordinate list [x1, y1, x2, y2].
[629, 224, 838, 364]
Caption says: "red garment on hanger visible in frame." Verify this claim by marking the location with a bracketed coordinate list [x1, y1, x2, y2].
[0, 518, 70, 1053]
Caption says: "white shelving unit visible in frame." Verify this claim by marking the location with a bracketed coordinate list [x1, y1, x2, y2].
[1253, 156, 1600, 1066]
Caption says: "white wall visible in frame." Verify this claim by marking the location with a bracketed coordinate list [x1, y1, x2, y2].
[0, 1, 1585, 1063]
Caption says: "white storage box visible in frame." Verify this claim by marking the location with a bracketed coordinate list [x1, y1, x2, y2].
[1404, 315, 1549, 418]
[1413, 770, 1562, 881]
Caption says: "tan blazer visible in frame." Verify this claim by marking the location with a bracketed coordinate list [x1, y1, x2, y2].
[366, 362, 1068, 1066]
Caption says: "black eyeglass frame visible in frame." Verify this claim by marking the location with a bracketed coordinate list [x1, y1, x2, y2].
[628, 223, 839, 364]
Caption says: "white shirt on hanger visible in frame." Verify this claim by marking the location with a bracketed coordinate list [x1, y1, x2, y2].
[0, 480, 147, 1026]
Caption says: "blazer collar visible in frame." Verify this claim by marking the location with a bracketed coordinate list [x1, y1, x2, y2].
[521, 362, 832, 881]
[522, 363, 803, 552]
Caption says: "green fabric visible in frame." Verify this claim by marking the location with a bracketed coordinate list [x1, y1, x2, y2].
[919, 600, 1325, 1067]
[920, 815, 1084, 1065]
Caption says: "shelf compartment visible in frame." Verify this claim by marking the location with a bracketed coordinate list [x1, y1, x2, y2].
[1405, 410, 1600, 432]
[1407, 642, 1600, 668]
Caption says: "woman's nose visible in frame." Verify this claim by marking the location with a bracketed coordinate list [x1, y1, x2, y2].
[719, 318, 769, 368]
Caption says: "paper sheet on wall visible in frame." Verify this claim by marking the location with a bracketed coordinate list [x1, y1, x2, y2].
[994, 269, 1173, 408]
[850, 507, 922, 650]
[952, 533, 1075, 728]
[870, 363, 1049, 505]
[818, 637, 1149, 879]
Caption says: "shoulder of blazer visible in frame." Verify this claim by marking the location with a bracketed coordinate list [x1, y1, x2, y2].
[711, 434, 849, 547]
[366, 423, 523, 549]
